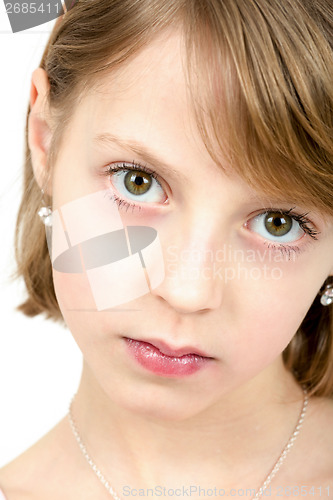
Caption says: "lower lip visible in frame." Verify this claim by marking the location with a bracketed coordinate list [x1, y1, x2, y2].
[123, 338, 212, 377]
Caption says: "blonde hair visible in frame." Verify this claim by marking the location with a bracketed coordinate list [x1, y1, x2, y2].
[15, 0, 333, 396]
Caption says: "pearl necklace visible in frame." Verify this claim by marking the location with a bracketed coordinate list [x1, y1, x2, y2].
[68, 387, 308, 499]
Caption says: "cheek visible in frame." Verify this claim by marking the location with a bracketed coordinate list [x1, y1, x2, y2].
[52, 270, 131, 350]
[53, 270, 97, 313]
[228, 279, 316, 374]
[52, 270, 104, 341]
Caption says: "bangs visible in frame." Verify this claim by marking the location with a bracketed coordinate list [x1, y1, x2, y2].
[183, 0, 333, 219]
[45, 0, 333, 220]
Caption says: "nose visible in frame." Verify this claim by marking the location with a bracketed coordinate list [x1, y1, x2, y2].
[150, 220, 224, 314]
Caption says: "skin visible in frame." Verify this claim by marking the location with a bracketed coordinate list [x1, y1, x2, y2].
[1, 28, 333, 499]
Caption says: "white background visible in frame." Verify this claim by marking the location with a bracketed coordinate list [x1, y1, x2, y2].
[0, 3, 82, 468]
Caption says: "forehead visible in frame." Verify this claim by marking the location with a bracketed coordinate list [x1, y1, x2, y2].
[74, 29, 224, 176]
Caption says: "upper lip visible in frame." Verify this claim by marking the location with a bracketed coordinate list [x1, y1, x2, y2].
[124, 337, 213, 358]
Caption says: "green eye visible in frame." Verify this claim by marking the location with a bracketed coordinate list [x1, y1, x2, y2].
[247, 210, 306, 244]
[264, 212, 293, 237]
[108, 163, 167, 206]
[124, 170, 152, 196]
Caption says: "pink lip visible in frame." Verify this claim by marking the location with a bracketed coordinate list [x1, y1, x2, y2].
[124, 337, 212, 358]
[122, 337, 214, 378]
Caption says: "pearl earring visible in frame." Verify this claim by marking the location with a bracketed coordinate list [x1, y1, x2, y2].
[320, 283, 333, 306]
[37, 189, 52, 227]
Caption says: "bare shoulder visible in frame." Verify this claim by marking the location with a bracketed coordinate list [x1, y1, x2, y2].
[315, 397, 333, 480]
[278, 395, 333, 493]
[301, 396, 333, 486]
[0, 416, 73, 499]
[307, 395, 333, 441]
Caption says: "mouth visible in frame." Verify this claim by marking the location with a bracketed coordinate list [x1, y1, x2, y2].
[122, 336, 214, 359]
[122, 336, 215, 377]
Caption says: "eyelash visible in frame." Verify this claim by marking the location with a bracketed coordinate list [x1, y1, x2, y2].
[105, 161, 160, 213]
[254, 207, 320, 259]
[104, 162, 320, 257]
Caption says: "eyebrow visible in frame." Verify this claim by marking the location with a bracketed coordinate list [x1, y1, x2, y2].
[93, 133, 186, 181]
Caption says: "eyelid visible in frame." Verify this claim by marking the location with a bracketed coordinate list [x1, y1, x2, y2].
[250, 207, 318, 229]
[104, 160, 169, 210]
[245, 207, 320, 244]
[105, 161, 170, 196]
[250, 206, 316, 225]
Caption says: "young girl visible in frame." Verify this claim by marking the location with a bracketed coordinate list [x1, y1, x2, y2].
[1, 0, 333, 498]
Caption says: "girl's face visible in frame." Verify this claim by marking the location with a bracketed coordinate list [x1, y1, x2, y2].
[46, 30, 333, 419]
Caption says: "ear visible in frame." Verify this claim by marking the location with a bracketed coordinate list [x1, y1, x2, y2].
[28, 68, 53, 195]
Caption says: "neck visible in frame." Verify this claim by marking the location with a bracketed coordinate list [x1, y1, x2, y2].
[70, 359, 304, 490]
